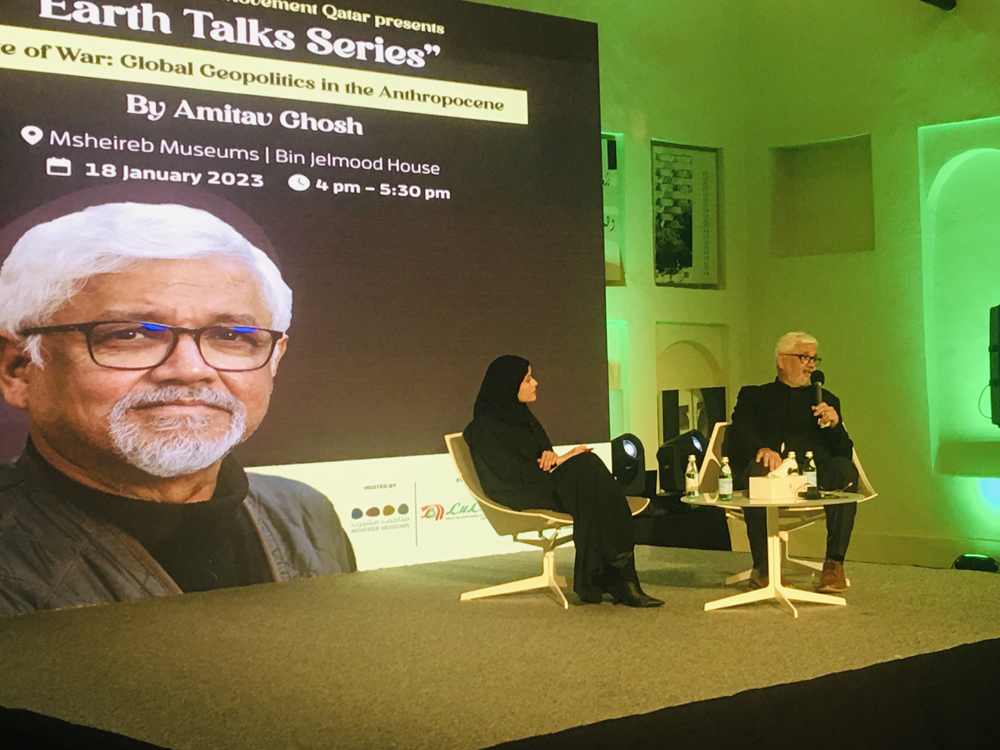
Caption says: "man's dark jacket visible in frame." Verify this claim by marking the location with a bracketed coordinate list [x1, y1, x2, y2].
[0, 451, 355, 616]
[724, 378, 853, 486]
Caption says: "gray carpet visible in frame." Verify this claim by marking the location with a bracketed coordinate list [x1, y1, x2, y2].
[2, 547, 999, 750]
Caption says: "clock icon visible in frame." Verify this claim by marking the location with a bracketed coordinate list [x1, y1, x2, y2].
[288, 174, 311, 192]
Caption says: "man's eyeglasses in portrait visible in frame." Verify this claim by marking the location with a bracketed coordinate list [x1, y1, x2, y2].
[19, 321, 285, 371]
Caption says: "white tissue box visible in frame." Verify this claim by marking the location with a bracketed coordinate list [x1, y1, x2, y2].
[749, 474, 809, 500]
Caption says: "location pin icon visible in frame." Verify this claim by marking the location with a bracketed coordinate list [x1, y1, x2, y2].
[21, 126, 44, 145]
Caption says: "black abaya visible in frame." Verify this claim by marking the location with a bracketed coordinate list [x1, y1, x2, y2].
[463, 356, 637, 601]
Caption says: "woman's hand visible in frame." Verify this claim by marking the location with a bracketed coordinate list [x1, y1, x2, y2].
[555, 445, 592, 468]
[538, 450, 559, 472]
[538, 446, 592, 471]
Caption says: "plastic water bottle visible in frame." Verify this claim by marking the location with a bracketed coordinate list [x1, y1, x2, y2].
[718, 456, 733, 500]
[804, 450, 818, 487]
[684, 454, 699, 498]
[786, 451, 800, 475]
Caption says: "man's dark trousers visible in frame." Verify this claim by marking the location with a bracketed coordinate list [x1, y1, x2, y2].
[742, 456, 859, 572]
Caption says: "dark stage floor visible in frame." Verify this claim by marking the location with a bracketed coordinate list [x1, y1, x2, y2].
[2, 547, 1000, 749]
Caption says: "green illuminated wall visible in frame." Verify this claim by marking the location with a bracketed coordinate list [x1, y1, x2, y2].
[469, 0, 1000, 565]
[920, 126, 1000, 480]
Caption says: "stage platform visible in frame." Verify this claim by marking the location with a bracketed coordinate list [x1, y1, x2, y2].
[3, 547, 1000, 749]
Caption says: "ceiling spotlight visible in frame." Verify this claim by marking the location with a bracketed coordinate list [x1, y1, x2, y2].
[919, 0, 956, 10]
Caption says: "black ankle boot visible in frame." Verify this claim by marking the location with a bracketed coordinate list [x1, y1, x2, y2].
[606, 579, 663, 608]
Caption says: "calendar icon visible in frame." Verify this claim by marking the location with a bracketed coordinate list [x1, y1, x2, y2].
[46, 157, 71, 176]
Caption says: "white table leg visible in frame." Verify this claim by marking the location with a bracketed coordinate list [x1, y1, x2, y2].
[704, 505, 846, 616]
[767, 507, 798, 618]
[704, 587, 774, 611]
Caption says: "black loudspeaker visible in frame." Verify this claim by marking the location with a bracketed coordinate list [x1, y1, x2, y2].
[611, 433, 646, 496]
[656, 429, 707, 493]
[991, 305, 1000, 427]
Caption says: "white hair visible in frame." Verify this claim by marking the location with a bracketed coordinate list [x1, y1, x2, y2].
[775, 331, 818, 360]
[0, 202, 292, 364]
[108, 385, 247, 477]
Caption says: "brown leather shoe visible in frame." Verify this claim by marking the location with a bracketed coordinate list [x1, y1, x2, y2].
[748, 569, 794, 590]
[817, 559, 848, 593]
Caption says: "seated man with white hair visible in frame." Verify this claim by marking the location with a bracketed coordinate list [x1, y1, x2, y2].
[0, 202, 355, 616]
[724, 331, 859, 594]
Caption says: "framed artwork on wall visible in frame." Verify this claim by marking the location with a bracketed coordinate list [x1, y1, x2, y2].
[651, 141, 719, 287]
[603, 133, 626, 285]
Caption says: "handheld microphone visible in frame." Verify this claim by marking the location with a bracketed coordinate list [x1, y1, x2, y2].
[811, 370, 825, 406]
[811, 370, 829, 428]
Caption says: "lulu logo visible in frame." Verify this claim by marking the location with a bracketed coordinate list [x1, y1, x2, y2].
[420, 502, 481, 521]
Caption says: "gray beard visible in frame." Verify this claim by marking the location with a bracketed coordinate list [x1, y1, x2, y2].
[108, 386, 247, 478]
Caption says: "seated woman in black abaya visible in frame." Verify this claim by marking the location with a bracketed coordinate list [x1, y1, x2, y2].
[463, 355, 662, 608]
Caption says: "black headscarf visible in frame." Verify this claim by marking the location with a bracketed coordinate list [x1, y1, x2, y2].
[465, 355, 554, 509]
[473, 355, 533, 424]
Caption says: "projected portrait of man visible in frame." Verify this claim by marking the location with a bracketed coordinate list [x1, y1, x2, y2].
[0, 202, 355, 617]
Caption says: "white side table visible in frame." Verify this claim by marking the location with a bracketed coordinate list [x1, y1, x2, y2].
[686, 490, 865, 618]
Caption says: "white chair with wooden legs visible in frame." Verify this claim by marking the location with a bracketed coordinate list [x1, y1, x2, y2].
[698, 422, 877, 586]
[445, 433, 649, 609]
